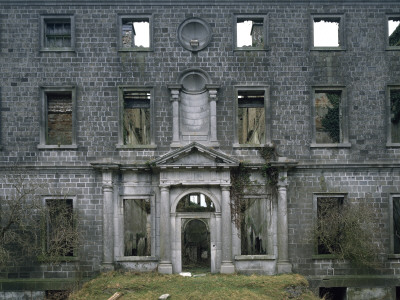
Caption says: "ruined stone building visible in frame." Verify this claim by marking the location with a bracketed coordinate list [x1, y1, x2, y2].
[0, 0, 400, 299]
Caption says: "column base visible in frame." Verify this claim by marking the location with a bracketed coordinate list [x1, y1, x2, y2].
[100, 263, 115, 272]
[277, 261, 292, 274]
[220, 261, 235, 274]
[158, 262, 173, 274]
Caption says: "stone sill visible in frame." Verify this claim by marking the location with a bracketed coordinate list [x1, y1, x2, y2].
[234, 47, 269, 52]
[386, 47, 400, 51]
[37, 144, 78, 150]
[116, 256, 158, 262]
[235, 255, 276, 261]
[387, 254, 400, 259]
[40, 49, 75, 53]
[312, 254, 338, 260]
[118, 48, 153, 52]
[310, 143, 351, 148]
[233, 143, 273, 148]
[386, 143, 400, 148]
[116, 144, 157, 149]
[310, 47, 346, 51]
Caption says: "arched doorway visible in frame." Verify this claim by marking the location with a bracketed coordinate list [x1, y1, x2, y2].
[182, 219, 210, 272]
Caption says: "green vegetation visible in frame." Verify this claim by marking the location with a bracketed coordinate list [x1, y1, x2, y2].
[321, 92, 341, 143]
[69, 272, 318, 300]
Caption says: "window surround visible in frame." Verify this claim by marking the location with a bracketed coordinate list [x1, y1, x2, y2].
[41, 196, 78, 261]
[310, 85, 350, 148]
[38, 86, 77, 150]
[386, 85, 400, 147]
[389, 194, 400, 258]
[233, 14, 268, 51]
[312, 193, 347, 258]
[40, 15, 75, 52]
[310, 14, 346, 51]
[386, 15, 400, 51]
[233, 85, 271, 148]
[116, 86, 156, 149]
[117, 14, 153, 52]
[116, 195, 157, 261]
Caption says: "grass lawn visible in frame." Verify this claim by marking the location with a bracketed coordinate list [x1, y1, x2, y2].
[69, 271, 319, 300]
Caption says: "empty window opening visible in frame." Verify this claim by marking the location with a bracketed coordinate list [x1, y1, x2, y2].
[319, 287, 347, 300]
[44, 20, 71, 48]
[315, 90, 342, 144]
[313, 18, 340, 47]
[123, 91, 151, 145]
[177, 193, 215, 213]
[124, 199, 151, 256]
[236, 19, 264, 48]
[238, 90, 266, 145]
[122, 19, 149, 48]
[46, 199, 74, 257]
[45, 290, 70, 300]
[46, 92, 73, 145]
[240, 198, 267, 255]
[389, 18, 400, 47]
[317, 197, 343, 255]
[393, 197, 400, 254]
[390, 89, 400, 143]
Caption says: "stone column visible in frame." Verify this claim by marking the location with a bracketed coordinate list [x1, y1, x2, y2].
[168, 85, 181, 146]
[102, 169, 114, 271]
[158, 185, 173, 274]
[220, 185, 235, 273]
[277, 169, 292, 273]
[207, 86, 219, 143]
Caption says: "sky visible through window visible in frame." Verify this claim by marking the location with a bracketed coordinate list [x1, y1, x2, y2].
[389, 20, 400, 36]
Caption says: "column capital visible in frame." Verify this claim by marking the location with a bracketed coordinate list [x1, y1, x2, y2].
[160, 185, 170, 192]
[220, 184, 231, 191]
[168, 84, 182, 102]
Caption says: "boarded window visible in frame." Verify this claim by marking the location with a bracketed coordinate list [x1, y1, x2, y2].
[124, 199, 151, 256]
[123, 91, 151, 145]
[176, 193, 215, 213]
[238, 90, 265, 145]
[241, 198, 268, 255]
[390, 89, 400, 143]
[121, 18, 150, 48]
[315, 90, 342, 144]
[236, 18, 264, 48]
[313, 18, 340, 47]
[46, 92, 73, 145]
[317, 197, 343, 255]
[46, 199, 74, 257]
[393, 197, 400, 254]
[388, 17, 400, 47]
[44, 20, 71, 48]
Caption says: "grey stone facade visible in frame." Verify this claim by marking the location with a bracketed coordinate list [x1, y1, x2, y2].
[0, 0, 400, 299]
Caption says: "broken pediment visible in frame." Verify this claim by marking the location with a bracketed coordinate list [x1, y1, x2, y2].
[152, 142, 239, 168]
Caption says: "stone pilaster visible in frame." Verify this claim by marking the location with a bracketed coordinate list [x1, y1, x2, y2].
[158, 185, 173, 274]
[220, 184, 235, 273]
[208, 87, 218, 143]
[102, 169, 114, 271]
[168, 85, 182, 147]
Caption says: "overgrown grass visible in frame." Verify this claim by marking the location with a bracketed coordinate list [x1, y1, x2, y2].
[69, 272, 319, 300]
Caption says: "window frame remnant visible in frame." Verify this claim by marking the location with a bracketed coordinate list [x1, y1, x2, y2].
[40, 15, 75, 52]
[233, 14, 268, 51]
[387, 15, 400, 50]
[313, 194, 345, 256]
[117, 86, 155, 149]
[43, 197, 77, 259]
[389, 195, 400, 256]
[311, 86, 350, 148]
[117, 15, 153, 51]
[122, 197, 153, 257]
[234, 86, 271, 147]
[387, 86, 400, 147]
[38, 86, 77, 150]
[311, 14, 345, 50]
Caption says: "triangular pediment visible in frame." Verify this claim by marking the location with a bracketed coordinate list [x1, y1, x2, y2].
[152, 142, 239, 168]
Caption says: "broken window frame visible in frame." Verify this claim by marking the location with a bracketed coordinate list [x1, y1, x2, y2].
[389, 195, 400, 257]
[311, 86, 350, 148]
[38, 86, 77, 150]
[313, 193, 346, 257]
[234, 86, 271, 147]
[40, 15, 75, 52]
[42, 197, 78, 260]
[387, 15, 400, 50]
[117, 14, 153, 51]
[117, 86, 155, 149]
[311, 14, 345, 51]
[387, 86, 400, 147]
[233, 14, 268, 51]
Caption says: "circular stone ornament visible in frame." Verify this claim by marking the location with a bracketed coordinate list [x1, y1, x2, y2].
[177, 18, 212, 52]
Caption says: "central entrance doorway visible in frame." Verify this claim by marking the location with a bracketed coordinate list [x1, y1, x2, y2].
[182, 219, 210, 272]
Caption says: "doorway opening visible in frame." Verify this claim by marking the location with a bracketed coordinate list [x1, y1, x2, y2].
[182, 219, 210, 273]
